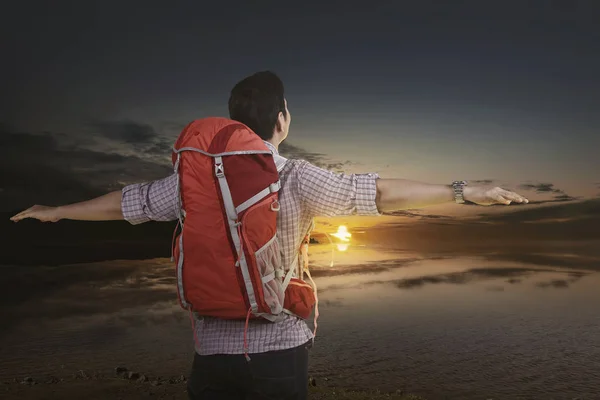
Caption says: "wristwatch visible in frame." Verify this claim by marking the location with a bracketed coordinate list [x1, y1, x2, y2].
[451, 180, 468, 204]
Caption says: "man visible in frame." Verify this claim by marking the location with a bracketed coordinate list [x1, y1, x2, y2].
[11, 71, 528, 399]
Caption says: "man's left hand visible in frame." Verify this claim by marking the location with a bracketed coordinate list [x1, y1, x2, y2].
[463, 186, 529, 206]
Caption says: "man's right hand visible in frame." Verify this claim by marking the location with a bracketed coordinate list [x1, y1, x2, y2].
[11, 205, 62, 223]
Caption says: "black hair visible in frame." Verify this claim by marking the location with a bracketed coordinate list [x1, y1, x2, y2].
[228, 71, 286, 140]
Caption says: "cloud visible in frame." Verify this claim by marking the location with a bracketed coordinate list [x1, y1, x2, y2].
[319, 266, 584, 293]
[484, 253, 599, 270]
[382, 267, 588, 290]
[87, 120, 178, 163]
[389, 267, 548, 289]
[279, 142, 352, 171]
[382, 210, 448, 219]
[518, 182, 579, 203]
[1, 120, 352, 212]
[526, 197, 582, 205]
[90, 120, 158, 144]
[0, 130, 172, 211]
[361, 197, 600, 272]
[87, 120, 351, 171]
[478, 197, 600, 224]
[471, 179, 495, 185]
[535, 279, 570, 289]
[519, 183, 561, 193]
[552, 194, 579, 201]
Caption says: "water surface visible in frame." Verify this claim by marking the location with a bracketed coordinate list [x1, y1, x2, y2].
[1, 243, 599, 399]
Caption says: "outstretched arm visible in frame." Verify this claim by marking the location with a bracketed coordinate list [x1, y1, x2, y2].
[297, 161, 528, 218]
[11, 191, 124, 222]
[10, 174, 180, 223]
[375, 179, 528, 212]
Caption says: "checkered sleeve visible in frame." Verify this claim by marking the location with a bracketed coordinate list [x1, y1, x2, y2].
[121, 174, 179, 225]
[296, 161, 381, 217]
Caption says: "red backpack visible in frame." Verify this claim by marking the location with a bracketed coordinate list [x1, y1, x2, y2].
[171, 117, 316, 327]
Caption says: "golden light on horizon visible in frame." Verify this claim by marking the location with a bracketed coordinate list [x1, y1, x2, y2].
[331, 225, 352, 242]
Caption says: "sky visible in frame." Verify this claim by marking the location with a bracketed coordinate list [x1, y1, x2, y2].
[1, 1, 599, 214]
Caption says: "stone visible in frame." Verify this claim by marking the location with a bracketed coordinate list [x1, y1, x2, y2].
[21, 377, 35, 385]
[127, 371, 140, 380]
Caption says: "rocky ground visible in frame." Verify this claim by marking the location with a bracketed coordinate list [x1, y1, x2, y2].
[1, 366, 424, 400]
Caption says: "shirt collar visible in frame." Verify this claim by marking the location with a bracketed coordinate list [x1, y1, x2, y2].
[263, 140, 279, 155]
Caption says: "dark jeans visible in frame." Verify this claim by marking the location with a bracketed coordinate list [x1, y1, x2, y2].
[187, 342, 310, 400]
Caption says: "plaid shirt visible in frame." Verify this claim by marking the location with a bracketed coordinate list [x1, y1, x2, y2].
[121, 142, 380, 355]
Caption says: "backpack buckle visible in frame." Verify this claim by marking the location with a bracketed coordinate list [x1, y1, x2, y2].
[270, 200, 280, 212]
[215, 163, 224, 177]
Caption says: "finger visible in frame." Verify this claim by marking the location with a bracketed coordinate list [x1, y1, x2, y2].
[10, 210, 31, 222]
[492, 193, 511, 205]
[499, 190, 528, 204]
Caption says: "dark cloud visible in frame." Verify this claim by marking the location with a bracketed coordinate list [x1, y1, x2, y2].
[535, 279, 570, 289]
[0, 131, 172, 211]
[390, 267, 547, 289]
[519, 183, 561, 193]
[552, 194, 579, 202]
[484, 253, 598, 270]
[157, 121, 187, 134]
[145, 138, 174, 155]
[518, 182, 578, 203]
[383, 267, 588, 291]
[87, 120, 179, 162]
[90, 120, 158, 144]
[320, 266, 583, 293]
[471, 179, 495, 185]
[279, 142, 352, 171]
[382, 210, 448, 219]
[525, 197, 582, 205]
[89, 122, 351, 170]
[1, 122, 352, 211]
[479, 197, 600, 224]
